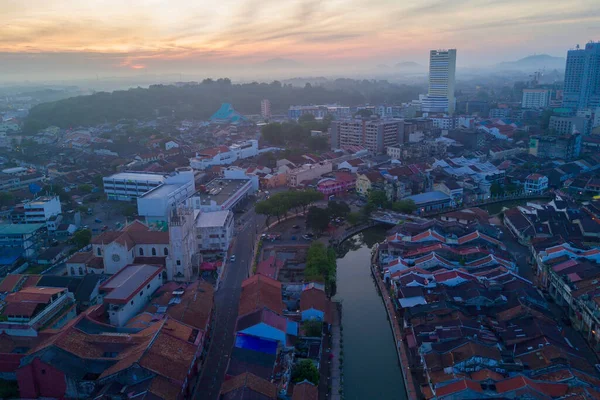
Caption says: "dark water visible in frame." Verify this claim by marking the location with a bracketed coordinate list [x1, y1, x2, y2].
[335, 227, 406, 400]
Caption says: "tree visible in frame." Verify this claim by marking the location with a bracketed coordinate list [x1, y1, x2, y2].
[298, 113, 316, 123]
[392, 199, 416, 214]
[121, 204, 137, 218]
[354, 109, 373, 118]
[78, 184, 93, 193]
[368, 190, 389, 208]
[306, 206, 330, 234]
[327, 200, 351, 218]
[72, 229, 92, 249]
[346, 211, 362, 226]
[303, 320, 323, 337]
[292, 359, 320, 385]
[0, 191, 14, 207]
[490, 182, 504, 197]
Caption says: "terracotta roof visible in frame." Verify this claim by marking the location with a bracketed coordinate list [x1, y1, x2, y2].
[470, 369, 504, 381]
[300, 287, 332, 323]
[292, 381, 318, 400]
[148, 375, 182, 399]
[496, 375, 569, 397]
[2, 302, 40, 317]
[435, 379, 482, 397]
[220, 372, 277, 399]
[91, 223, 168, 249]
[0, 274, 23, 292]
[150, 280, 214, 331]
[6, 286, 66, 304]
[239, 275, 284, 317]
[66, 251, 94, 264]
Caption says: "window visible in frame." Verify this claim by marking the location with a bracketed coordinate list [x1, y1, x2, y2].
[41, 369, 46, 375]
[140, 291, 144, 296]
[131, 300, 134, 305]
[147, 284, 150, 289]
[177, 260, 181, 266]
[71, 267, 75, 275]
[139, 248, 144, 256]
[164, 247, 168, 256]
[78, 267, 83, 275]
[152, 247, 156, 256]
[97, 247, 101, 256]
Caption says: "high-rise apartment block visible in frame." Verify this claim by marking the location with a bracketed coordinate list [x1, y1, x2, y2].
[261, 99, 271, 119]
[422, 49, 457, 114]
[563, 42, 600, 111]
[331, 118, 404, 154]
[521, 89, 550, 109]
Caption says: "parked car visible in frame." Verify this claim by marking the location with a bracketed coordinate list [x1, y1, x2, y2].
[230, 255, 236, 262]
[302, 235, 313, 240]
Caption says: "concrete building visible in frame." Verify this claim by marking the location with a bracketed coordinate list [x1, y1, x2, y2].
[549, 115, 592, 135]
[195, 210, 234, 253]
[529, 133, 581, 161]
[103, 169, 194, 202]
[563, 41, 600, 111]
[288, 105, 351, 120]
[316, 172, 356, 199]
[100, 264, 164, 326]
[330, 118, 404, 154]
[187, 177, 255, 212]
[287, 162, 333, 187]
[261, 99, 271, 119]
[11, 196, 61, 224]
[189, 140, 260, 170]
[406, 190, 453, 213]
[430, 116, 458, 130]
[0, 223, 44, 260]
[422, 49, 457, 114]
[524, 173, 549, 194]
[522, 89, 551, 109]
[136, 169, 196, 225]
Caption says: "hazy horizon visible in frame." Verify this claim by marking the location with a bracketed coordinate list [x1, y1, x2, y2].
[2, 0, 600, 83]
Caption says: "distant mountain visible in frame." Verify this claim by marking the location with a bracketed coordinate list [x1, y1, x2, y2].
[376, 64, 390, 69]
[260, 58, 303, 68]
[395, 61, 422, 69]
[496, 54, 566, 71]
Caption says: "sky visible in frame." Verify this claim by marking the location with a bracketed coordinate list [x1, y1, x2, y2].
[2, 0, 600, 82]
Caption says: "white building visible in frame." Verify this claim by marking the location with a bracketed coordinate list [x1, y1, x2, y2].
[261, 99, 271, 119]
[195, 210, 234, 253]
[137, 169, 196, 225]
[330, 119, 404, 154]
[104, 169, 195, 202]
[189, 140, 259, 170]
[430, 116, 458, 130]
[524, 173, 548, 194]
[288, 162, 333, 187]
[100, 264, 164, 327]
[522, 89, 550, 109]
[387, 145, 402, 160]
[186, 177, 255, 212]
[165, 140, 180, 150]
[422, 49, 457, 114]
[12, 196, 61, 224]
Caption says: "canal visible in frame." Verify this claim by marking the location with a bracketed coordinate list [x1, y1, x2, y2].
[334, 227, 406, 400]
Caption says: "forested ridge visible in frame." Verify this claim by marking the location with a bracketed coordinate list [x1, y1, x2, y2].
[23, 78, 423, 133]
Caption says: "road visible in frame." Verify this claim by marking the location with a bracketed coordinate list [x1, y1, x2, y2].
[194, 208, 266, 400]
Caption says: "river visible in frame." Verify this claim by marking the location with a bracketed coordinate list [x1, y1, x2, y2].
[334, 227, 406, 400]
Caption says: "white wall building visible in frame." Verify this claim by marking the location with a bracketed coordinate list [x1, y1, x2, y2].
[422, 49, 457, 114]
[137, 169, 196, 225]
[522, 89, 550, 109]
[186, 177, 255, 213]
[195, 210, 234, 253]
[189, 140, 260, 170]
[105, 169, 195, 202]
[288, 162, 333, 187]
[100, 264, 164, 327]
[387, 145, 402, 160]
[16, 196, 61, 224]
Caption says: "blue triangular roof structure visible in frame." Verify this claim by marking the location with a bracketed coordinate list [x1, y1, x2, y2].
[209, 103, 247, 124]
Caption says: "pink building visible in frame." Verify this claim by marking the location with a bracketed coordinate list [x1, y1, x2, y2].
[316, 172, 356, 199]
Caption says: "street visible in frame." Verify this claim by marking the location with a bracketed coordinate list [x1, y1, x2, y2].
[193, 208, 266, 400]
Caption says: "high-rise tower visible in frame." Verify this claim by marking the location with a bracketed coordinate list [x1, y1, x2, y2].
[422, 49, 457, 114]
[563, 42, 600, 112]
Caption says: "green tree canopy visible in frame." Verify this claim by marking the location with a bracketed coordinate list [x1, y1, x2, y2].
[368, 190, 389, 208]
[392, 199, 416, 214]
[306, 206, 330, 234]
[72, 229, 92, 249]
[292, 359, 320, 385]
[327, 200, 351, 218]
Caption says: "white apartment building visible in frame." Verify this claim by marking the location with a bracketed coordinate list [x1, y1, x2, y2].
[100, 264, 164, 327]
[330, 119, 404, 154]
[422, 49, 457, 114]
[288, 162, 333, 187]
[104, 169, 195, 202]
[522, 89, 550, 109]
[387, 145, 402, 160]
[430, 116, 458, 130]
[524, 173, 549, 194]
[195, 210, 234, 253]
[12, 196, 61, 224]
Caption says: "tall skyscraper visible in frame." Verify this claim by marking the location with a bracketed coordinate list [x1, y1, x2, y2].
[563, 42, 600, 111]
[422, 49, 457, 114]
[260, 99, 271, 119]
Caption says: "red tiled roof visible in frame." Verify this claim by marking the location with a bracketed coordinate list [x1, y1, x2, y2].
[0, 274, 23, 293]
[300, 287, 332, 323]
[220, 372, 277, 399]
[150, 281, 214, 331]
[292, 381, 318, 400]
[496, 376, 569, 397]
[470, 369, 504, 382]
[66, 251, 94, 264]
[2, 302, 40, 317]
[435, 379, 482, 397]
[239, 275, 283, 317]
[6, 287, 65, 304]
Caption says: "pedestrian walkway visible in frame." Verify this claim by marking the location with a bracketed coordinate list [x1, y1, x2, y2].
[330, 304, 342, 400]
